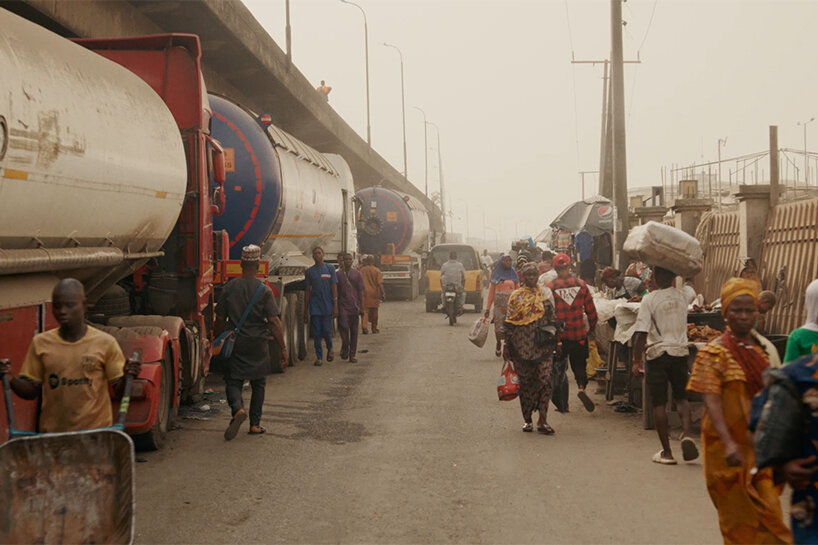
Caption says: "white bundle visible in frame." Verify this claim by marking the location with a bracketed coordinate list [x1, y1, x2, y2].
[623, 221, 703, 277]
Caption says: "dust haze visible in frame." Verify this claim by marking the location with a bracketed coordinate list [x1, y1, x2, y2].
[244, 0, 818, 246]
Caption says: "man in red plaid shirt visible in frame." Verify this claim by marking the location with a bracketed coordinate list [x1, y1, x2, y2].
[548, 253, 598, 412]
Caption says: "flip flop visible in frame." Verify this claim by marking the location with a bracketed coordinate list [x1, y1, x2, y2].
[326, 352, 335, 362]
[248, 426, 267, 435]
[522, 422, 534, 433]
[577, 390, 595, 412]
[224, 410, 247, 441]
[537, 425, 555, 435]
[681, 437, 699, 461]
[652, 450, 678, 465]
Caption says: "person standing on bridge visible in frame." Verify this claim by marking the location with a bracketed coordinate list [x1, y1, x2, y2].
[336, 252, 364, 363]
[0, 278, 141, 433]
[504, 262, 558, 434]
[216, 245, 287, 439]
[360, 255, 385, 334]
[484, 255, 519, 358]
[305, 246, 338, 366]
[687, 278, 789, 544]
[316, 80, 332, 102]
[548, 252, 597, 412]
[631, 266, 698, 465]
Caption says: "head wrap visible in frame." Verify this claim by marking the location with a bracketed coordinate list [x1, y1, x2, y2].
[720, 277, 759, 316]
[601, 267, 619, 280]
[241, 244, 261, 262]
[520, 262, 539, 276]
[516, 254, 529, 265]
[505, 283, 546, 326]
[491, 254, 519, 285]
[803, 279, 818, 332]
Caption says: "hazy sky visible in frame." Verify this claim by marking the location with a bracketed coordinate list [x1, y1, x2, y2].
[243, 0, 818, 245]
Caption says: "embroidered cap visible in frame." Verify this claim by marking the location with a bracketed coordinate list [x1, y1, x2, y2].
[241, 244, 261, 262]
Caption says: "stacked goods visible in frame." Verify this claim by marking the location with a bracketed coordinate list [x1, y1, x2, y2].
[622, 221, 703, 277]
[687, 323, 721, 343]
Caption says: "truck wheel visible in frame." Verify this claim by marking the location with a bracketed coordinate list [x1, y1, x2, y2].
[269, 299, 287, 374]
[285, 293, 297, 367]
[91, 285, 130, 318]
[474, 296, 484, 313]
[133, 347, 173, 451]
[296, 292, 308, 361]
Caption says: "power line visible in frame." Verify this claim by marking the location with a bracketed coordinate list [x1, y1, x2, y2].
[638, 0, 659, 53]
[564, 0, 581, 172]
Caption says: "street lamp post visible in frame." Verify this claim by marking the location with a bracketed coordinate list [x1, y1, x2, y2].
[340, 0, 371, 146]
[427, 121, 445, 234]
[798, 117, 815, 187]
[717, 137, 727, 208]
[413, 106, 428, 196]
[382, 43, 408, 180]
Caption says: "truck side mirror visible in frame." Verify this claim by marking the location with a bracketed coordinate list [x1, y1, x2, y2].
[206, 135, 226, 215]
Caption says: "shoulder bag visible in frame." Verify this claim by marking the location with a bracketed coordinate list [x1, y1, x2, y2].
[212, 282, 266, 359]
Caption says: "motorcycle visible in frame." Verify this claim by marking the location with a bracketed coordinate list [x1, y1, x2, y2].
[442, 283, 461, 326]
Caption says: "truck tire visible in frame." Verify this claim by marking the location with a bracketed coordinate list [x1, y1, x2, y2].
[133, 346, 173, 451]
[269, 299, 287, 374]
[296, 292, 307, 361]
[91, 285, 130, 318]
[474, 296, 484, 313]
[285, 293, 298, 367]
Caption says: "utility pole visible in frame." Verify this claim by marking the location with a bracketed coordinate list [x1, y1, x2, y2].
[798, 117, 814, 187]
[413, 107, 428, 196]
[571, 56, 639, 201]
[717, 137, 727, 209]
[285, 0, 292, 68]
[610, 0, 629, 268]
[340, 0, 371, 146]
[428, 121, 445, 234]
[770, 125, 779, 207]
[383, 43, 408, 179]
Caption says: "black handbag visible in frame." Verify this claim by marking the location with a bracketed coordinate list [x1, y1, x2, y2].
[534, 323, 558, 347]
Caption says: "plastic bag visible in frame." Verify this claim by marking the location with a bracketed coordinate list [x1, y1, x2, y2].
[623, 221, 703, 276]
[468, 317, 490, 348]
[497, 361, 520, 401]
[552, 358, 569, 412]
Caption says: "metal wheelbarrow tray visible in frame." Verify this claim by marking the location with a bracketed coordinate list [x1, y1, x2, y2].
[0, 427, 135, 544]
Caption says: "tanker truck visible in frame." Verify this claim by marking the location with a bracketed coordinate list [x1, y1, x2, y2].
[0, 9, 228, 449]
[355, 187, 431, 300]
[209, 95, 357, 368]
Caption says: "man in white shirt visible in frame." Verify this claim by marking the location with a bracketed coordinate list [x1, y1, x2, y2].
[440, 251, 466, 312]
[632, 266, 699, 465]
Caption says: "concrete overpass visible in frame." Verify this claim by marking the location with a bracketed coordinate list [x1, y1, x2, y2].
[1, 0, 444, 232]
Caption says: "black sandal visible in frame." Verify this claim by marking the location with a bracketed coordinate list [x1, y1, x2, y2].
[537, 425, 555, 435]
[248, 425, 266, 435]
[522, 422, 534, 432]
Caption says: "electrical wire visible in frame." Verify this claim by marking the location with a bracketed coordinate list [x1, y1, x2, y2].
[564, 0, 582, 176]
[638, 0, 659, 53]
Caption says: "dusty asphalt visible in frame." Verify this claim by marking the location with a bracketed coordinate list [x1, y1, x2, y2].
[134, 299, 727, 544]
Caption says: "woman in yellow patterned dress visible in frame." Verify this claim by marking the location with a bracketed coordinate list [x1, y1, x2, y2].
[504, 263, 558, 434]
[687, 278, 791, 545]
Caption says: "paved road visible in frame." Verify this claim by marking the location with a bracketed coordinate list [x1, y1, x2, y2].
[135, 300, 724, 544]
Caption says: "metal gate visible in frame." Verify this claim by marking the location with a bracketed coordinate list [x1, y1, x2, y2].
[759, 198, 818, 335]
[695, 210, 740, 304]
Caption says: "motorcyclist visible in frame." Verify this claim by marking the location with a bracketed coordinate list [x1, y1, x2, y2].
[440, 250, 466, 314]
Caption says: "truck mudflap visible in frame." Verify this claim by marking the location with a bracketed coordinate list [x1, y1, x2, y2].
[97, 325, 171, 437]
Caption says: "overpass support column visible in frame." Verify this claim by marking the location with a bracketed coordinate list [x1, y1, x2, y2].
[733, 185, 772, 266]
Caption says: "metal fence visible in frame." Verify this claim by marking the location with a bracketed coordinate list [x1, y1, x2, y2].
[695, 210, 741, 304]
[759, 198, 818, 335]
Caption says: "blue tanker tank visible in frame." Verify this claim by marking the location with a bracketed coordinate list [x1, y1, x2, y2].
[209, 95, 283, 260]
[356, 187, 430, 255]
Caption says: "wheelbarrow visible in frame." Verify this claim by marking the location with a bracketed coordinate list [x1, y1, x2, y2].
[0, 352, 138, 545]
